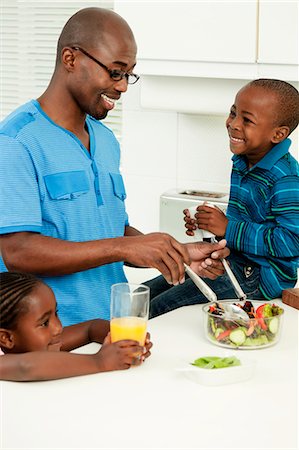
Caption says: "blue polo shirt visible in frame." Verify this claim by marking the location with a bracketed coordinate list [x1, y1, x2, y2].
[225, 138, 299, 299]
[0, 100, 128, 325]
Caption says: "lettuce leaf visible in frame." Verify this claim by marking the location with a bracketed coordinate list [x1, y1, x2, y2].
[191, 356, 241, 369]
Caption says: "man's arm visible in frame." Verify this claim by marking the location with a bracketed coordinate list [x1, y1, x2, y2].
[0, 230, 190, 285]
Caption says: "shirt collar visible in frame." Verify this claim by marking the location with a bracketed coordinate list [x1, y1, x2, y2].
[232, 138, 291, 172]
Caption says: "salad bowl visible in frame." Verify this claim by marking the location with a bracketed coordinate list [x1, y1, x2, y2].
[202, 300, 284, 349]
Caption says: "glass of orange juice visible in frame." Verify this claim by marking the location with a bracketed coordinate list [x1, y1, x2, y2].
[110, 283, 150, 345]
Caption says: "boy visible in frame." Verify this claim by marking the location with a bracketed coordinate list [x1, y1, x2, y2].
[184, 79, 299, 301]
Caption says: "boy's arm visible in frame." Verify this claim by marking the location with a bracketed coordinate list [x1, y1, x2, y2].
[225, 176, 299, 258]
[61, 319, 110, 351]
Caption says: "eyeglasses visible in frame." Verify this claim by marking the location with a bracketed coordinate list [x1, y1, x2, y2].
[71, 46, 140, 85]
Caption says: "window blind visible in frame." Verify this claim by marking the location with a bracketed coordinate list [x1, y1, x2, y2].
[0, 0, 122, 141]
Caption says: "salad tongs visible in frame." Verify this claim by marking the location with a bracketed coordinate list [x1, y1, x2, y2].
[184, 263, 249, 322]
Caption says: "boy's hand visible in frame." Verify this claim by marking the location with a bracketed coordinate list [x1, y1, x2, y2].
[194, 204, 228, 237]
[186, 239, 230, 279]
[183, 208, 197, 236]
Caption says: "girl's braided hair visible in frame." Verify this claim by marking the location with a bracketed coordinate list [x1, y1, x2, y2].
[0, 272, 40, 329]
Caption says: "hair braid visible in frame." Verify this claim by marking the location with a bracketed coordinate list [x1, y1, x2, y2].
[0, 272, 40, 329]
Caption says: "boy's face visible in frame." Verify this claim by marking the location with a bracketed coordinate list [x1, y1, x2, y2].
[226, 85, 282, 165]
[11, 283, 63, 353]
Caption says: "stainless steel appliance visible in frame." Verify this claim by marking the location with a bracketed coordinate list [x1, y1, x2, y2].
[159, 188, 229, 243]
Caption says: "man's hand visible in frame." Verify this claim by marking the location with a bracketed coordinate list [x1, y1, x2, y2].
[186, 239, 230, 280]
[122, 232, 191, 285]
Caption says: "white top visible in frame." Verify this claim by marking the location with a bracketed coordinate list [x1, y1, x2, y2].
[1, 301, 298, 449]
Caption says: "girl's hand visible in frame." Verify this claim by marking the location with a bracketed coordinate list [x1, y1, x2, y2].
[96, 332, 153, 371]
[142, 332, 153, 361]
[96, 333, 144, 371]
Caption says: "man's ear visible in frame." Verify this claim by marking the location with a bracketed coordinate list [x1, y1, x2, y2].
[271, 126, 290, 144]
[61, 47, 76, 71]
[0, 329, 15, 350]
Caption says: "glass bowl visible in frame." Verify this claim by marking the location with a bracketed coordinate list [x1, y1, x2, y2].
[202, 300, 284, 349]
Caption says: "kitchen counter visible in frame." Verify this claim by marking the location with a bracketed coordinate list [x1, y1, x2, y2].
[1, 301, 298, 450]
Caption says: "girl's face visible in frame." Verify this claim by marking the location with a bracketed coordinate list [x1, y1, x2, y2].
[12, 283, 63, 353]
[226, 85, 281, 166]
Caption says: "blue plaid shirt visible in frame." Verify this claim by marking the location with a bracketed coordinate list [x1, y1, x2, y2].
[225, 138, 299, 299]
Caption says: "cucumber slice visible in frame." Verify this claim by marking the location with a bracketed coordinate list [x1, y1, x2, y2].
[268, 317, 279, 334]
[229, 328, 246, 346]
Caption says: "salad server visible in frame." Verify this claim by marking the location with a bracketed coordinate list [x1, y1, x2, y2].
[188, 203, 247, 302]
[216, 249, 247, 301]
[184, 264, 249, 322]
[218, 301, 250, 322]
[184, 263, 217, 302]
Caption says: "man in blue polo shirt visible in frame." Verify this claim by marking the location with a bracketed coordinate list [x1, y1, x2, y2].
[0, 7, 229, 326]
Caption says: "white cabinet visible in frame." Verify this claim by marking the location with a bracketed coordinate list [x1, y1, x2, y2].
[115, 0, 298, 80]
[258, 0, 298, 65]
[115, 1, 257, 63]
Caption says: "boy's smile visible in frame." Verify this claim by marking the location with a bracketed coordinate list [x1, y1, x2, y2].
[226, 85, 285, 167]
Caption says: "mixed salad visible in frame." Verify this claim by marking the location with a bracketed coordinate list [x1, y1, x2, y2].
[205, 301, 284, 348]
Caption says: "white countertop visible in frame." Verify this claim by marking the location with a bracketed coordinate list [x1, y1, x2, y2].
[1, 301, 298, 450]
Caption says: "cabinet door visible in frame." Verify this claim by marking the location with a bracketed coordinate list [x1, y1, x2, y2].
[258, 0, 298, 64]
[115, 1, 257, 63]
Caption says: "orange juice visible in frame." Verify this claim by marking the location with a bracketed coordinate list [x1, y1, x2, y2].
[110, 316, 147, 345]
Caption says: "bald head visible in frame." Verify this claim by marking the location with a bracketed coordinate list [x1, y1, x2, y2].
[56, 7, 136, 66]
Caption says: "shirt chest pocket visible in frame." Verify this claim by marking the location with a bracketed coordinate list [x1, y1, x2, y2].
[44, 171, 90, 200]
[109, 173, 127, 201]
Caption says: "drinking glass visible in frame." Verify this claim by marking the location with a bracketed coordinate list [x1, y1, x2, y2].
[110, 283, 150, 345]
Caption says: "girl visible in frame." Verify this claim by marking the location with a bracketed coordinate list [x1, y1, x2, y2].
[0, 271, 152, 381]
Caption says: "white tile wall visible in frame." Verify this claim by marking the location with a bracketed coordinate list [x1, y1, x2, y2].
[121, 109, 177, 179]
[122, 173, 176, 233]
[289, 129, 299, 159]
[177, 113, 231, 193]
[121, 84, 179, 233]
